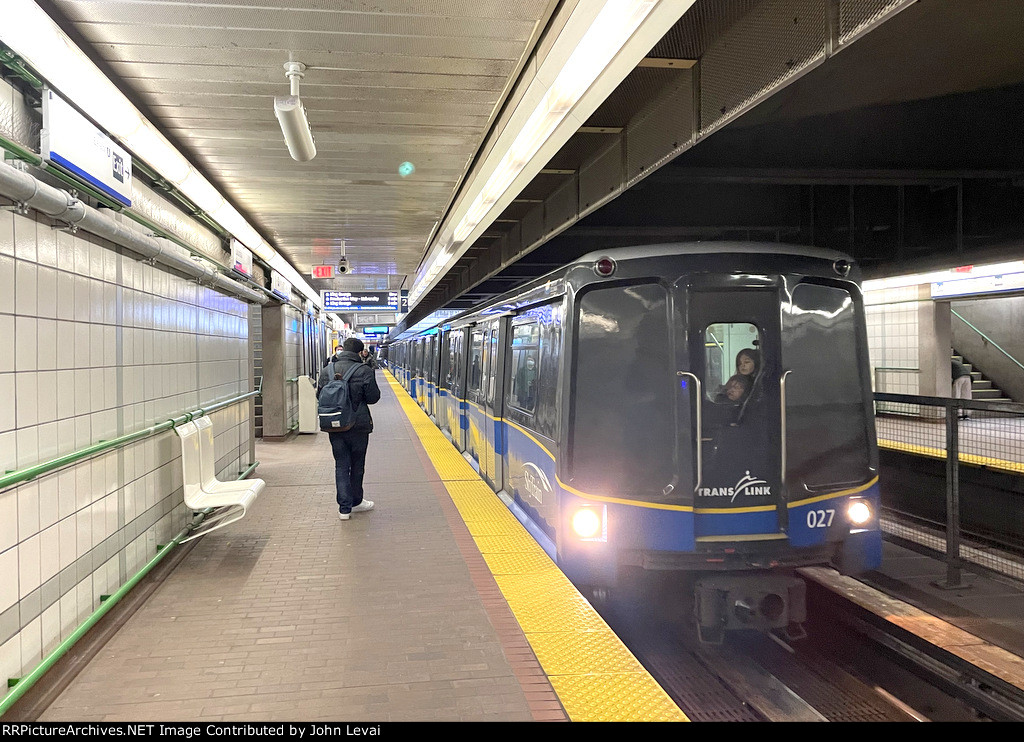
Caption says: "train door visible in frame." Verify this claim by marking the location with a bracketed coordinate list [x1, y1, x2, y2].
[480, 318, 506, 491]
[687, 286, 784, 535]
[425, 335, 437, 417]
[438, 330, 450, 429]
[465, 327, 486, 470]
[444, 329, 467, 450]
[416, 339, 427, 410]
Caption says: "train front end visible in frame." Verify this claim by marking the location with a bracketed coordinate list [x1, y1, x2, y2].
[556, 245, 881, 643]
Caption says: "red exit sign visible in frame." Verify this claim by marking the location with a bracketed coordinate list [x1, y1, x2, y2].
[312, 265, 335, 279]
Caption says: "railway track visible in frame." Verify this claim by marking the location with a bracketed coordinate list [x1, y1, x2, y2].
[593, 569, 1023, 721]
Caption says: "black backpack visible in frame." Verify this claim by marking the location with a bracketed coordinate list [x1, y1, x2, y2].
[318, 362, 363, 432]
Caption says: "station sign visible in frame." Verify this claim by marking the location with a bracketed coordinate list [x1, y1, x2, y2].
[271, 272, 292, 300]
[230, 239, 252, 278]
[322, 291, 401, 311]
[932, 271, 1024, 299]
[41, 88, 133, 206]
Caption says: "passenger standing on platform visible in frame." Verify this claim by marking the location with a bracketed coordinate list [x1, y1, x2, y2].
[952, 358, 972, 420]
[317, 337, 381, 520]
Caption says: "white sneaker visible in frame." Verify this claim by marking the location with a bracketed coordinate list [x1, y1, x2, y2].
[351, 500, 375, 513]
[338, 512, 351, 521]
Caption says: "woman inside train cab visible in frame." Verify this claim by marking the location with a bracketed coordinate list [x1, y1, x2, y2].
[735, 348, 760, 381]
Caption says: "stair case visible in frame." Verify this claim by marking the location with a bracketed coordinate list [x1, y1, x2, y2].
[952, 351, 1012, 405]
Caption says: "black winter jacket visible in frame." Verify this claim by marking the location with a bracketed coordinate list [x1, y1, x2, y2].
[316, 351, 381, 433]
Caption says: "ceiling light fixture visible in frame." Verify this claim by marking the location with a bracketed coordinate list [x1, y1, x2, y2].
[407, 0, 684, 310]
[274, 62, 316, 162]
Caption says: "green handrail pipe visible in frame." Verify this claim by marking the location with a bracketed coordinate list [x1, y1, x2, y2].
[951, 309, 1024, 373]
[0, 390, 258, 493]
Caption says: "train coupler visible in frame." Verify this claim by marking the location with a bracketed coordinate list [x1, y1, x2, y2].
[694, 574, 807, 644]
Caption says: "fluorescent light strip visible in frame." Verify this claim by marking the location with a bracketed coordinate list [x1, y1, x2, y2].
[3, 0, 323, 309]
[863, 260, 1024, 292]
[408, 0, 658, 308]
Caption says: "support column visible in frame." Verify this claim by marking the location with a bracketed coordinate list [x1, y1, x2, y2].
[918, 285, 952, 398]
[261, 303, 289, 439]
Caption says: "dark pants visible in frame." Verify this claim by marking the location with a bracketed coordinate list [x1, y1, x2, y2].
[329, 431, 370, 514]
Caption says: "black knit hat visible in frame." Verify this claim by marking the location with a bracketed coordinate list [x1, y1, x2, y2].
[342, 337, 364, 353]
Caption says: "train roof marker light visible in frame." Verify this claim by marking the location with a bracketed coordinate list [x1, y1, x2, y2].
[594, 257, 616, 276]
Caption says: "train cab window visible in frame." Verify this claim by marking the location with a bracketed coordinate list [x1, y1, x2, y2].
[703, 323, 760, 406]
[782, 283, 872, 488]
[510, 323, 540, 412]
[469, 331, 483, 392]
[568, 282, 674, 499]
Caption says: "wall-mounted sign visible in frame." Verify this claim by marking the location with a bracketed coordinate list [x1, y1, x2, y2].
[312, 265, 335, 279]
[230, 239, 252, 278]
[271, 272, 292, 300]
[322, 291, 400, 311]
[41, 89, 132, 206]
[932, 271, 1024, 299]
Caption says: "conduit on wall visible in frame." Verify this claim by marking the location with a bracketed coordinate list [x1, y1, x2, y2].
[0, 158, 267, 305]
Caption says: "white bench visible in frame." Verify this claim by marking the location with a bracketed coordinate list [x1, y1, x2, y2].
[174, 416, 265, 542]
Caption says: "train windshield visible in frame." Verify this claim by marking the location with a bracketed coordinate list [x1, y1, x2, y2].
[782, 282, 873, 490]
[567, 282, 676, 500]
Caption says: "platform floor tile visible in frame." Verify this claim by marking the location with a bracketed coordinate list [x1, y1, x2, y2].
[36, 376, 559, 722]
[384, 372, 689, 722]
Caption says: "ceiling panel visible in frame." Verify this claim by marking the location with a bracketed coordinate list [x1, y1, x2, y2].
[48, 0, 556, 295]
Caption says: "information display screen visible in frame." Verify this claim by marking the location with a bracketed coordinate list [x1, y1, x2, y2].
[322, 291, 400, 311]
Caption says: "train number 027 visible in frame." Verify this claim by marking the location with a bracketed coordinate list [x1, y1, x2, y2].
[807, 509, 835, 528]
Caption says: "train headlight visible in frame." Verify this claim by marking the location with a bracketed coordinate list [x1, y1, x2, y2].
[847, 499, 873, 527]
[571, 505, 606, 541]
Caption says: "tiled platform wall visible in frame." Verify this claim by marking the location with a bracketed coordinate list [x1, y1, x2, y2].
[0, 204, 254, 683]
[865, 284, 924, 395]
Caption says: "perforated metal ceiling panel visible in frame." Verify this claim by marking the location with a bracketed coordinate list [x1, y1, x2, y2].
[47, 0, 556, 293]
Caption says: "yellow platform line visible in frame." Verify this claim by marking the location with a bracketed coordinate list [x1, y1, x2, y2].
[879, 438, 1024, 475]
[383, 372, 688, 722]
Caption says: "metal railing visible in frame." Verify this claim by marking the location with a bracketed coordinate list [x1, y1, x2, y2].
[874, 391, 1024, 588]
[0, 390, 260, 493]
[952, 309, 1024, 373]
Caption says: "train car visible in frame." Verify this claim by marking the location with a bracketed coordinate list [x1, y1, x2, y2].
[390, 243, 880, 642]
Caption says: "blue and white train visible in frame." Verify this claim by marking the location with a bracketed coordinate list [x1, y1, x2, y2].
[386, 243, 881, 642]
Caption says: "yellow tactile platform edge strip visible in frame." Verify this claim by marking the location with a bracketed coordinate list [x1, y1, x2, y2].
[383, 372, 689, 722]
[879, 438, 1024, 475]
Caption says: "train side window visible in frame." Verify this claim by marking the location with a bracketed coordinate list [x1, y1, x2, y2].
[509, 322, 540, 413]
[486, 331, 498, 406]
[469, 331, 483, 392]
[703, 322, 760, 404]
